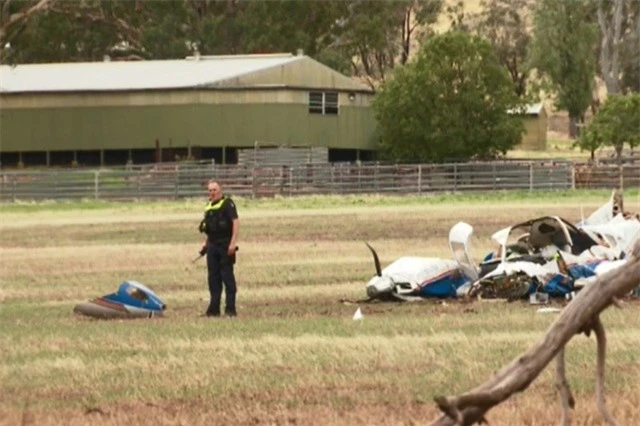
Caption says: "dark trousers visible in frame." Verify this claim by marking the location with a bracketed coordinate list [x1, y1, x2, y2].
[206, 243, 237, 315]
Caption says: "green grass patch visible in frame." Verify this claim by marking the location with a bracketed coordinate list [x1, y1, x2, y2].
[2, 188, 638, 215]
[1, 195, 639, 425]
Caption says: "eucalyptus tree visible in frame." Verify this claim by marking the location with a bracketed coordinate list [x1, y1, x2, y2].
[577, 93, 640, 160]
[471, 0, 536, 98]
[529, 0, 599, 138]
[327, 0, 443, 87]
[373, 31, 525, 163]
[595, 0, 640, 94]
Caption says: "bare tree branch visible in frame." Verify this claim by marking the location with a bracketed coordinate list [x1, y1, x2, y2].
[357, 44, 373, 79]
[49, 2, 143, 51]
[350, 58, 359, 76]
[1, 0, 14, 23]
[0, 0, 50, 47]
[555, 347, 574, 426]
[592, 317, 618, 426]
[429, 253, 640, 426]
[375, 51, 386, 82]
[401, 7, 412, 65]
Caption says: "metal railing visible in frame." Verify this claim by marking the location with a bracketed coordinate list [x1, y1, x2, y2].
[0, 161, 638, 202]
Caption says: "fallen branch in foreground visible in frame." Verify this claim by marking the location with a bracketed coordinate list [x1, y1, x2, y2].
[429, 252, 640, 426]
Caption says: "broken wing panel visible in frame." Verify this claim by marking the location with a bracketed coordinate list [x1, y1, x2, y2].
[580, 191, 615, 226]
[480, 260, 552, 281]
[580, 215, 640, 257]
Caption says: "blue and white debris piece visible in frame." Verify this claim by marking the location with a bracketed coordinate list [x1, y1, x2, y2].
[74, 280, 166, 319]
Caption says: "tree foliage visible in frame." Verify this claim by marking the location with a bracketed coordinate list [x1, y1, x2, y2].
[444, 0, 470, 32]
[577, 93, 640, 160]
[528, 0, 598, 138]
[373, 31, 525, 163]
[2, 0, 165, 63]
[0, 0, 52, 62]
[471, 0, 535, 98]
[0, 0, 444, 83]
[328, 0, 442, 87]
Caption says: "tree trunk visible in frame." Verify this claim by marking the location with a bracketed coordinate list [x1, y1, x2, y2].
[401, 8, 411, 65]
[568, 116, 582, 139]
[597, 0, 624, 95]
[615, 143, 624, 163]
[429, 250, 640, 426]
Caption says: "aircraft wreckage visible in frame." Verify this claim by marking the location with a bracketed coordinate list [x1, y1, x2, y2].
[364, 191, 640, 302]
[74, 281, 166, 319]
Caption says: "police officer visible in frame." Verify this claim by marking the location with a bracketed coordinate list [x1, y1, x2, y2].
[199, 180, 239, 317]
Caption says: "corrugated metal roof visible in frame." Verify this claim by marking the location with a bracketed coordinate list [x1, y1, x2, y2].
[0, 54, 302, 93]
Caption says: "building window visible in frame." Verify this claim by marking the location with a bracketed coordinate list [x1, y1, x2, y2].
[309, 91, 339, 115]
[309, 92, 324, 114]
[324, 92, 339, 114]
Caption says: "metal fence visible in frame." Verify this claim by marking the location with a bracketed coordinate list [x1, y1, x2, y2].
[1, 161, 638, 202]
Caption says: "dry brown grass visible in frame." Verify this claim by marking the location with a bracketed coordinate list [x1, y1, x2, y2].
[1, 193, 639, 425]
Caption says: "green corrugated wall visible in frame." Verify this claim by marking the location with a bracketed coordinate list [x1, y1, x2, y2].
[0, 103, 378, 152]
[517, 115, 547, 151]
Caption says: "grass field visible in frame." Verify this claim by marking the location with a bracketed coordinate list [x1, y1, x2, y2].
[507, 138, 592, 161]
[2, 190, 640, 425]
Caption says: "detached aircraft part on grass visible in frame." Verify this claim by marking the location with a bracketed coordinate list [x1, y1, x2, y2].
[462, 209, 638, 299]
[364, 191, 640, 302]
[364, 243, 470, 301]
[74, 281, 166, 319]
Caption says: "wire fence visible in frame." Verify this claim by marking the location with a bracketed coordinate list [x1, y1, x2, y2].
[1, 161, 638, 202]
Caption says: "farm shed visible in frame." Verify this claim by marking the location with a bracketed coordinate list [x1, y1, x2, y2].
[0, 53, 377, 167]
[509, 103, 548, 151]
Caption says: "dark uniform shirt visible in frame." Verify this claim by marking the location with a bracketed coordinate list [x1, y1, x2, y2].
[201, 197, 238, 245]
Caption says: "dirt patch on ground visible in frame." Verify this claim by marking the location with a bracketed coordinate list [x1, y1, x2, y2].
[6, 387, 640, 426]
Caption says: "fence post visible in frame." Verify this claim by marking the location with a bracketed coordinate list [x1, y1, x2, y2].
[418, 164, 422, 195]
[174, 167, 180, 199]
[251, 167, 256, 199]
[53, 171, 59, 197]
[570, 163, 576, 190]
[94, 170, 100, 200]
[330, 165, 335, 195]
[529, 162, 533, 192]
[453, 164, 458, 192]
[492, 163, 497, 191]
[288, 166, 293, 197]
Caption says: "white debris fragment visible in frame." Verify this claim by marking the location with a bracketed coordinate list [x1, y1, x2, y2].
[352, 307, 363, 321]
[537, 307, 562, 314]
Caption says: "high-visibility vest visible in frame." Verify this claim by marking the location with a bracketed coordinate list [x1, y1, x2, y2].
[200, 197, 232, 241]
